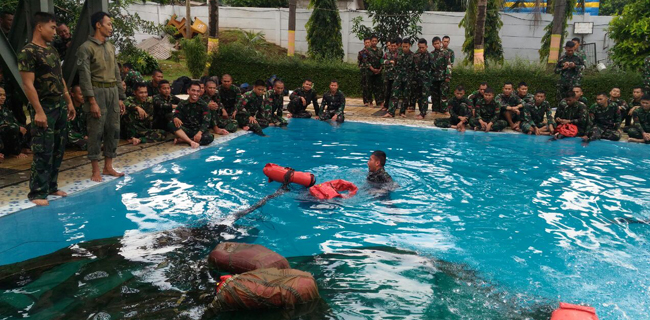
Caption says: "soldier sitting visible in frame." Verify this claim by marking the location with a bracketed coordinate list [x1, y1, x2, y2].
[169, 81, 214, 148]
[468, 82, 488, 108]
[235, 80, 266, 135]
[217, 74, 241, 120]
[202, 79, 232, 135]
[152, 80, 180, 132]
[434, 85, 471, 132]
[121, 63, 143, 97]
[521, 90, 555, 135]
[319, 80, 346, 123]
[553, 91, 589, 140]
[0, 87, 30, 161]
[516, 82, 534, 105]
[469, 87, 507, 132]
[146, 69, 164, 96]
[496, 82, 523, 131]
[573, 86, 588, 106]
[123, 83, 167, 145]
[288, 79, 319, 118]
[67, 85, 88, 150]
[628, 95, 650, 144]
[583, 92, 621, 142]
[259, 80, 288, 127]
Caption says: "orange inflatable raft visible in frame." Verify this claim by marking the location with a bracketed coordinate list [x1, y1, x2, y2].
[263, 163, 316, 187]
[550, 302, 599, 320]
[309, 179, 358, 199]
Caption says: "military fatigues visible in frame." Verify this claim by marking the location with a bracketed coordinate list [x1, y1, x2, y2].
[611, 98, 631, 129]
[0, 105, 29, 155]
[587, 102, 621, 141]
[518, 93, 534, 106]
[152, 93, 180, 132]
[412, 50, 434, 116]
[358, 48, 370, 104]
[575, 50, 587, 66]
[202, 94, 238, 133]
[495, 93, 523, 123]
[52, 36, 71, 61]
[628, 107, 650, 143]
[469, 98, 507, 131]
[218, 85, 242, 118]
[367, 167, 392, 184]
[468, 90, 484, 109]
[235, 91, 264, 135]
[77, 36, 126, 162]
[146, 80, 160, 97]
[554, 54, 585, 102]
[362, 47, 384, 105]
[288, 88, 319, 118]
[123, 96, 167, 143]
[578, 96, 589, 107]
[382, 50, 399, 105]
[430, 49, 452, 113]
[520, 101, 555, 134]
[387, 50, 414, 116]
[18, 43, 69, 200]
[169, 99, 214, 145]
[123, 69, 144, 97]
[434, 97, 472, 128]
[555, 99, 589, 136]
[319, 90, 346, 123]
[261, 90, 288, 127]
[67, 102, 87, 150]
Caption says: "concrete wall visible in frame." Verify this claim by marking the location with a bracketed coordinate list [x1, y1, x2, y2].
[127, 3, 614, 64]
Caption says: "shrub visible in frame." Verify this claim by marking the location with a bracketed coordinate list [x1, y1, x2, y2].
[118, 47, 160, 75]
[182, 36, 208, 79]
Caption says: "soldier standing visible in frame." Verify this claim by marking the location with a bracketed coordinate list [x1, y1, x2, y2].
[18, 12, 76, 206]
[77, 11, 126, 182]
[572, 38, 587, 65]
[358, 38, 371, 107]
[430, 37, 452, 113]
[384, 38, 414, 118]
[413, 38, 433, 119]
[52, 23, 72, 60]
[381, 39, 399, 111]
[442, 36, 455, 65]
[554, 41, 585, 103]
[363, 35, 384, 108]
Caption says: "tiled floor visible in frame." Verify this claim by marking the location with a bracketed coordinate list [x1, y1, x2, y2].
[0, 96, 632, 216]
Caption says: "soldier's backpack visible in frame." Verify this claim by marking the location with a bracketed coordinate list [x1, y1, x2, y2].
[171, 76, 192, 95]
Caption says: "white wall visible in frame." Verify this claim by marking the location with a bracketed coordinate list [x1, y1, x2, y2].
[128, 3, 613, 64]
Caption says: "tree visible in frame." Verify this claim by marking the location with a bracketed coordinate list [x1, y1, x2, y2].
[599, 0, 627, 16]
[473, 0, 488, 70]
[351, 0, 428, 46]
[536, 0, 586, 63]
[460, 0, 504, 66]
[608, 0, 650, 70]
[306, 0, 344, 60]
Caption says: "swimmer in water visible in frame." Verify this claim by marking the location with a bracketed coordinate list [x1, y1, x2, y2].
[367, 150, 392, 184]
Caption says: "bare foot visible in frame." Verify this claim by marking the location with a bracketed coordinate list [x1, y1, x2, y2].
[243, 126, 250, 131]
[190, 141, 200, 149]
[416, 115, 424, 120]
[103, 168, 125, 178]
[400, 114, 407, 118]
[16, 153, 28, 159]
[364, 103, 369, 107]
[381, 107, 387, 112]
[382, 113, 393, 118]
[173, 138, 179, 145]
[216, 128, 229, 135]
[31, 199, 49, 206]
[287, 114, 293, 118]
[21, 148, 32, 154]
[91, 170, 103, 182]
[50, 190, 68, 197]
[130, 138, 141, 146]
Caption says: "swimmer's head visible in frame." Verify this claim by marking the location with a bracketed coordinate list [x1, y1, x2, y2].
[368, 150, 386, 172]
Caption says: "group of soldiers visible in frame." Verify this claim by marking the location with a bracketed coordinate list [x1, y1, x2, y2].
[358, 35, 454, 119]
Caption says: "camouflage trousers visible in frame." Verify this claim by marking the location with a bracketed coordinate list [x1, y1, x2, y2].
[412, 78, 432, 116]
[270, 115, 288, 127]
[430, 80, 449, 113]
[129, 128, 168, 143]
[361, 71, 370, 104]
[29, 99, 68, 200]
[168, 123, 215, 145]
[86, 86, 120, 161]
[468, 117, 508, 132]
[153, 111, 174, 132]
[367, 73, 384, 105]
[67, 130, 88, 150]
[287, 100, 312, 118]
[0, 124, 27, 155]
[319, 110, 344, 123]
[434, 116, 462, 128]
[520, 121, 552, 134]
[588, 126, 621, 141]
[387, 79, 411, 116]
[383, 79, 394, 106]
[210, 111, 238, 133]
[627, 128, 650, 143]
[556, 82, 576, 103]
[235, 114, 264, 135]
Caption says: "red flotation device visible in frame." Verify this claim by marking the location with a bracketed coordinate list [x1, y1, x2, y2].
[263, 163, 316, 187]
[309, 179, 358, 199]
[551, 303, 599, 320]
[556, 124, 578, 137]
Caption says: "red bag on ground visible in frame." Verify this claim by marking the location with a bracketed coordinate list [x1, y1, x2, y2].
[208, 242, 289, 274]
[550, 302, 599, 320]
[210, 268, 320, 311]
[309, 179, 358, 200]
[556, 124, 578, 137]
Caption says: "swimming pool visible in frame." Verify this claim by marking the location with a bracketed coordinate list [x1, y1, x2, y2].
[1, 119, 649, 319]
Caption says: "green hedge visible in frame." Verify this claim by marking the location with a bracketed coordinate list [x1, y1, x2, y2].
[209, 44, 643, 103]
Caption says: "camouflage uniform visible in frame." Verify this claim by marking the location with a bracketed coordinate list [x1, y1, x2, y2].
[169, 98, 214, 145]
[152, 93, 181, 131]
[468, 90, 484, 108]
[261, 90, 288, 127]
[17, 43, 68, 200]
[444, 48, 455, 65]
[146, 80, 160, 97]
[429, 49, 452, 113]
[362, 47, 384, 105]
[555, 99, 590, 136]
[358, 48, 370, 104]
[0, 105, 28, 155]
[52, 36, 71, 61]
[575, 49, 587, 66]
[554, 54, 585, 102]
[123, 69, 144, 97]
[434, 96, 472, 128]
[387, 50, 414, 116]
[288, 88, 319, 118]
[610, 98, 631, 128]
[67, 102, 87, 150]
[520, 100, 555, 134]
[217, 85, 242, 117]
[202, 94, 237, 133]
[412, 50, 434, 116]
[123, 96, 167, 143]
[381, 50, 399, 105]
[469, 98, 508, 131]
[518, 93, 535, 106]
[587, 101, 621, 141]
[319, 90, 346, 123]
[367, 167, 392, 184]
[495, 93, 523, 122]
[235, 91, 264, 135]
[578, 96, 589, 106]
[644, 55, 650, 94]
[628, 106, 650, 143]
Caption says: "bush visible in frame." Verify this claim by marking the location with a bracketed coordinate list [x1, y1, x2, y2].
[222, 0, 288, 7]
[118, 47, 160, 75]
[208, 44, 643, 101]
[182, 36, 208, 79]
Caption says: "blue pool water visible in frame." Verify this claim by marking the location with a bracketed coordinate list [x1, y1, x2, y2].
[1, 119, 650, 319]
